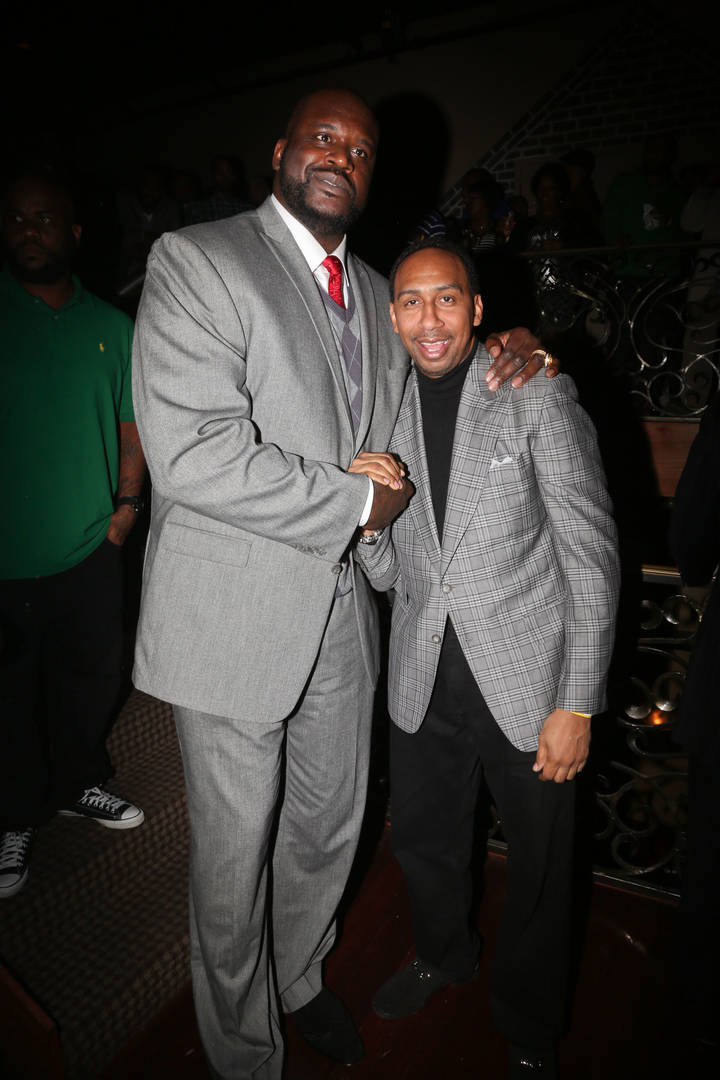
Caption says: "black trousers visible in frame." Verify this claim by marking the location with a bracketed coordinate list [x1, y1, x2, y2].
[390, 621, 575, 1049]
[0, 539, 124, 828]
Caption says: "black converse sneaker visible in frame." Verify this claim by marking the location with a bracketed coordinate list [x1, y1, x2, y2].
[0, 827, 34, 898]
[59, 787, 145, 830]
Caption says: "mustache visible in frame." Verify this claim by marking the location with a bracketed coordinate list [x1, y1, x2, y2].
[309, 167, 354, 193]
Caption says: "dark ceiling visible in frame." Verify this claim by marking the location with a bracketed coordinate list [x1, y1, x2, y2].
[5, 3, 591, 129]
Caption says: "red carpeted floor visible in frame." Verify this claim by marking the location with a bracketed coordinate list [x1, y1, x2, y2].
[1, 689, 705, 1080]
[106, 827, 699, 1080]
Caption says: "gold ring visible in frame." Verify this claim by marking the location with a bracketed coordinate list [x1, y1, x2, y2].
[531, 348, 555, 369]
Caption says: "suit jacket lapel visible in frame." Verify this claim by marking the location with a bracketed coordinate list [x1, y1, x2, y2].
[393, 375, 442, 567]
[256, 199, 355, 440]
[441, 348, 512, 572]
[347, 255, 377, 453]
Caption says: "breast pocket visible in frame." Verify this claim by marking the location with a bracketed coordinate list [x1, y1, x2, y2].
[486, 445, 537, 502]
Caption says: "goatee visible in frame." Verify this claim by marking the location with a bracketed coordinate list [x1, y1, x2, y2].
[277, 164, 362, 237]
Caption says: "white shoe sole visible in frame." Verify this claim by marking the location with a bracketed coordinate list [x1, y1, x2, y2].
[58, 808, 145, 830]
[0, 867, 29, 898]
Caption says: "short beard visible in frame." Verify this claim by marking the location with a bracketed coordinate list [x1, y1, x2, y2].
[278, 163, 362, 237]
[7, 250, 71, 285]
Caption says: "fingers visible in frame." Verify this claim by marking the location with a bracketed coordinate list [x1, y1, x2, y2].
[532, 742, 546, 774]
[486, 332, 527, 392]
[485, 330, 509, 360]
[510, 349, 560, 389]
[536, 754, 587, 783]
[349, 452, 405, 487]
[484, 328, 560, 391]
[536, 760, 567, 783]
[352, 464, 401, 487]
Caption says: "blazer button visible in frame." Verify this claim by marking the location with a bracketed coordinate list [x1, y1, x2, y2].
[441, 583, 452, 593]
[431, 633, 442, 644]
[331, 564, 343, 575]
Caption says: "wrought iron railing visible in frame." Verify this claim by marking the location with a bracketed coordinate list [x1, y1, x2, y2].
[590, 567, 703, 895]
[486, 242, 719, 895]
[519, 240, 720, 418]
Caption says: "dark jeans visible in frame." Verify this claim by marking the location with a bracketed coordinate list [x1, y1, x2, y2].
[0, 539, 124, 828]
[390, 621, 575, 1049]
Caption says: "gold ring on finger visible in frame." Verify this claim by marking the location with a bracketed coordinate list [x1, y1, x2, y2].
[531, 348, 555, 369]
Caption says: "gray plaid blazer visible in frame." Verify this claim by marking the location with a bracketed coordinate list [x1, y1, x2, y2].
[358, 346, 620, 752]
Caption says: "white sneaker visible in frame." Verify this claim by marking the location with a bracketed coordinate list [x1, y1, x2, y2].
[59, 786, 145, 830]
[0, 827, 34, 898]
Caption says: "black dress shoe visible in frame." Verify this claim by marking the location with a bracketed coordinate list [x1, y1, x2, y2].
[508, 1045, 557, 1078]
[373, 954, 481, 1019]
[291, 987, 364, 1065]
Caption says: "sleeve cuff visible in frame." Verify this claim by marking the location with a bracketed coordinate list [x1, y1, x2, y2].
[358, 477, 374, 527]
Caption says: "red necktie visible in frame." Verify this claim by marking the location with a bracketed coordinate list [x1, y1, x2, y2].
[322, 255, 346, 309]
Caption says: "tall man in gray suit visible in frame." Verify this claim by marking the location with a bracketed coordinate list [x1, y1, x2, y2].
[358, 239, 620, 1079]
[132, 89, 549, 1079]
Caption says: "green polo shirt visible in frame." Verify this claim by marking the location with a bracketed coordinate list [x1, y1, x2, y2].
[1, 268, 135, 578]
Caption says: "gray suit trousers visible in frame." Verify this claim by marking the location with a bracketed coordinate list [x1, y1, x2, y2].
[174, 591, 374, 1079]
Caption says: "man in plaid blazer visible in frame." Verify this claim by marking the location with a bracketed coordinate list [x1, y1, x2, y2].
[357, 239, 620, 1078]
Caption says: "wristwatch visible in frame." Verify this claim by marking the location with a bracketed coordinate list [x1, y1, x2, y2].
[115, 495, 145, 513]
[357, 528, 384, 545]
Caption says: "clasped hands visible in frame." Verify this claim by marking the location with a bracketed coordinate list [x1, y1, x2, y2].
[349, 451, 414, 532]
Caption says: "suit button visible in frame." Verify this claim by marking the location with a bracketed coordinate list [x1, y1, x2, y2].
[431, 633, 442, 644]
[441, 583, 452, 593]
[331, 564, 343, 575]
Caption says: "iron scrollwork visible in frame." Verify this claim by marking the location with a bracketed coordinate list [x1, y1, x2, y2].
[593, 573, 705, 892]
[523, 242, 720, 418]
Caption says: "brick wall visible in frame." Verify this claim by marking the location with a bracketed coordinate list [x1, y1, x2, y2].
[442, 7, 719, 215]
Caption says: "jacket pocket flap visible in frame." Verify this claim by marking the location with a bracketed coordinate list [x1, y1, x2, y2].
[161, 522, 252, 568]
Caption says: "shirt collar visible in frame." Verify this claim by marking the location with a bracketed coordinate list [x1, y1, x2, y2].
[1, 266, 84, 312]
[271, 193, 348, 273]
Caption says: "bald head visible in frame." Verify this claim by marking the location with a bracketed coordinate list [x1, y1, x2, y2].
[272, 88, 378, 251]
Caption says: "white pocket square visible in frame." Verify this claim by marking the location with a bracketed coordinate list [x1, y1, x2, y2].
[490, 455, 514, 469]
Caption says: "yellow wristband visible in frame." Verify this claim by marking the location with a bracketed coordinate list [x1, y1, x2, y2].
[569, 711, 591, 718]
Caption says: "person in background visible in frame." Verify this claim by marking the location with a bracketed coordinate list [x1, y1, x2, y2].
[185, 155, 253, 224]
[602, 133, 689, 279]
[561, 147, 602, 235]
[0, 169, 146, 901]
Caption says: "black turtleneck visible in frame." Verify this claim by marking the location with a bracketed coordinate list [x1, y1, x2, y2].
[416, 349, 474, 543]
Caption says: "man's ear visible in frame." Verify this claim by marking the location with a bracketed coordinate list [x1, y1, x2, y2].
[473, 294, 483, 327]
[389, 301, 400, 335]
[271, 139, 286, 173]
[72, 224, 82, 248]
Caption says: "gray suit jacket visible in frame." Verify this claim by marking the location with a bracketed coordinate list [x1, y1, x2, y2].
[132, 198, 409, 722]
[358, 347, 620, 752]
